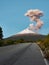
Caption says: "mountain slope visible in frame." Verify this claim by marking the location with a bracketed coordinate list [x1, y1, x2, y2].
[5, 28, 46, 41]
[5, 33, 46, 42]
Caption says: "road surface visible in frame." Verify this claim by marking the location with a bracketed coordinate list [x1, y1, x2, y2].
[0, 43, 46, 65]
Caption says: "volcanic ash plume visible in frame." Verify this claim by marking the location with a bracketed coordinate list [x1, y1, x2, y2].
[25, 9, 44, 30]
[28, 24, 35, 30]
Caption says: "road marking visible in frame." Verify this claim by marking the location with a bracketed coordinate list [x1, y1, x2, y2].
[39, 47, 49, 65]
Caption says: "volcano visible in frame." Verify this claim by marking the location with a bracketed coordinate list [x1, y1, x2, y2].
[5, 28, 46, 42]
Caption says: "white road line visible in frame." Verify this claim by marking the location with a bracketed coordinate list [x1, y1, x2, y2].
[39, 47, 49, 65]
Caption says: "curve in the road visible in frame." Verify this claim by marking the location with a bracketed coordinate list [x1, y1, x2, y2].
[0, 43, 46, 65]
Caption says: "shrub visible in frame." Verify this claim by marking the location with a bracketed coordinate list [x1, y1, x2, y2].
[5, 40, 14, 45]
[44, 47, 49, 59]
[16, 39, 25, 43]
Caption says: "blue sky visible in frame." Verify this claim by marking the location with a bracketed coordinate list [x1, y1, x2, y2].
[0, 0, 49, 38]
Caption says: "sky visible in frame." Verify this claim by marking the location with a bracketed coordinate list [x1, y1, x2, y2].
[0, 0, 49, 38]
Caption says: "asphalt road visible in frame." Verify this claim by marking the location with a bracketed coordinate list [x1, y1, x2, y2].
[0, 43, 46, 65]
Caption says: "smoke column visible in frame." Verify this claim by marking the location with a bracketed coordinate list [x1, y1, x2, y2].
[25, 9, 44, 30]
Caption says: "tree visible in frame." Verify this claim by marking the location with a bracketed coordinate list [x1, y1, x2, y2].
[0, 27, 3, 40]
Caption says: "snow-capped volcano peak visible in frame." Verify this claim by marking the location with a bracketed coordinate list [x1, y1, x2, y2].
[17, 28, 36, 34]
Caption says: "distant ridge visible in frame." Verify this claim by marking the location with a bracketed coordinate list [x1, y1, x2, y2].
[5, 33, 46, 41]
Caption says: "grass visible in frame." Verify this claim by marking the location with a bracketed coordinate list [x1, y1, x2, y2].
[36, 34, 49, 60]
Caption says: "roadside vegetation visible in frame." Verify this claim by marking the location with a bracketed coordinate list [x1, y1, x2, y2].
[0, 39, 21, 46]
[37, 34, 49, 60]
[0, 39, 34, 46]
